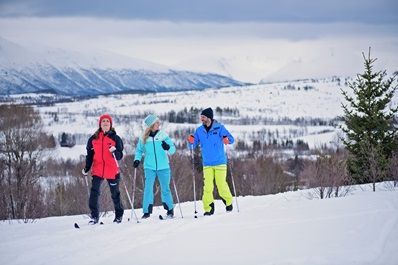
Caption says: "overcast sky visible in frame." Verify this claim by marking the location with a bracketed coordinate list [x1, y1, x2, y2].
[1, 0, 397, 24]
[0, 0, 397, 82]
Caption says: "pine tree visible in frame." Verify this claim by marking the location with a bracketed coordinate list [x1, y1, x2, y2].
[341, 49, 398, 186]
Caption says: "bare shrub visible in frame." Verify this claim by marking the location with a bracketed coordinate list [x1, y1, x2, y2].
[388, 150, 398, 188]
[300, 149, 351, 199]
[229, 155, 286, 196]
[0, 104, 50, 221]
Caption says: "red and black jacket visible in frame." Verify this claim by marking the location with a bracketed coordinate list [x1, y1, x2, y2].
[84, 129, 123, 179]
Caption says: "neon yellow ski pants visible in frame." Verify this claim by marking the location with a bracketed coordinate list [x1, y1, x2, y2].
[202, 164, 233, 212]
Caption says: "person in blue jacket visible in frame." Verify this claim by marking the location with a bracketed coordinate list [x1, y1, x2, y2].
[188, 107, 234, 216]
[133, 114, 176, 219]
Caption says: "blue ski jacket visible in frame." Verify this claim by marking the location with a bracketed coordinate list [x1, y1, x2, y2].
[191, 120, 234, 166]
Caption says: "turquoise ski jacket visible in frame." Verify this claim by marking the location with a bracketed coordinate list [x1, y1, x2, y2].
[134, 130, 176, 170]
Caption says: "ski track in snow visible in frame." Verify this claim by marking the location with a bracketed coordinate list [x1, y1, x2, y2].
[1, 184, 397, 265]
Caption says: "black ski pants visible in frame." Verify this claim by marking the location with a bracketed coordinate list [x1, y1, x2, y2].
[89, 174, 124, 219]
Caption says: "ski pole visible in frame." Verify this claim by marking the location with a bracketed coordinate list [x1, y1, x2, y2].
[226, 148, 240, 212]
[131, 168, 137, 214]
[83, 174, 90, 199]
[112, 152, 140, 223]
[171, 174, 184, 218]
[122, 177, 140, 223]
[190, 145, 198, 218]
[83, 173, 92, 218]
[129, 168, 140, 223]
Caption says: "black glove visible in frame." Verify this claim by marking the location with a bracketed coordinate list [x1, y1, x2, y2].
[133, 160, 140, 168]
[161, 141, 170, 151]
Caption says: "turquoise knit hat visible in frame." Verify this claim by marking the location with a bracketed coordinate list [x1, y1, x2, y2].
[143, 114, 159, 128]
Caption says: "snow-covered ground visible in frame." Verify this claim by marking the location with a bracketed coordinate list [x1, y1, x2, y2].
[1, 183, 397, 265]
[39, 78, 349, 122]
[36, 78, 354, 160]
[4, 77, 396, 161]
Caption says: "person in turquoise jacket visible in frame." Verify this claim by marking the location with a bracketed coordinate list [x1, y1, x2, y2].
[187, 107, 235, 216]
[133, 114, 176, 219]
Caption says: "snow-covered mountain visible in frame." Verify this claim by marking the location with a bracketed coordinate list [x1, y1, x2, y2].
[174, 46, 397, 84]
[175, 53, 361, 84]
[175, 55, 279, 84]
[1, 183, 397, 265]
[0, 37, 244, 96]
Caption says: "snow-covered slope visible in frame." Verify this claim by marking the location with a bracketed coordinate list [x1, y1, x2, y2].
[175, 55, 278, 84]
[0, 37, 244, 95]
[1, 184, 397, 265]
[262, 52, 361, 83]
[174, 49, 363, 83]
[174, 45, 397, 84]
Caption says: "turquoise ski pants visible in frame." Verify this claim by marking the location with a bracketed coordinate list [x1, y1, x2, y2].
[142, 168, 174, 213]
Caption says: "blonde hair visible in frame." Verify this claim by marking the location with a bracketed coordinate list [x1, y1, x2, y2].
[142, 123, 157, 144]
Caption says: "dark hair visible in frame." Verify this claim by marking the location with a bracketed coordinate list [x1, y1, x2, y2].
[94, 127, 116, 139]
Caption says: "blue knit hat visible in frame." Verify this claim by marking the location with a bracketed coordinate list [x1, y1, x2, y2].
[143, 114, 159, 128]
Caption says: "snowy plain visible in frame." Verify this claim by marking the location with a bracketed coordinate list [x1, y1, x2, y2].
[31, 77, 370, 161]
[1, 183, 397, 265]
[33, 76, 396, 160]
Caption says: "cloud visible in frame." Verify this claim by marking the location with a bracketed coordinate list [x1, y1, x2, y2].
[1, 17, 396, 42]
[0, 0, 397, 24]
[1, 16, 397, 83]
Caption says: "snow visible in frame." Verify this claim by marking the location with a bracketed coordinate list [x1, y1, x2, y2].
[37, 78, 352, 121]
[297, 131, 337, 149]
[0, 36, 169, 71]
[52, 144, 87, 161]
[3, 58, 397, 160]
[28, 76, 396, 161]
[1, 184, 397, 265]
[0, 37, 243, 96]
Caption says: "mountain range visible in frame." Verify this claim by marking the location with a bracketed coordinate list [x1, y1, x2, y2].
[0, 37, 244, 96]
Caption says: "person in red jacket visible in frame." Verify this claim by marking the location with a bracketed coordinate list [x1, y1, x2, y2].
[82, 114, 124, 224]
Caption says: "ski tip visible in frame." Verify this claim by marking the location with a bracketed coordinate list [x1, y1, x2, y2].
[159, 215, 174, 220]
[74, 223, 80, 229]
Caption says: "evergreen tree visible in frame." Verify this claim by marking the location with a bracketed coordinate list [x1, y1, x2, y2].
[341, 49, 398, 185]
